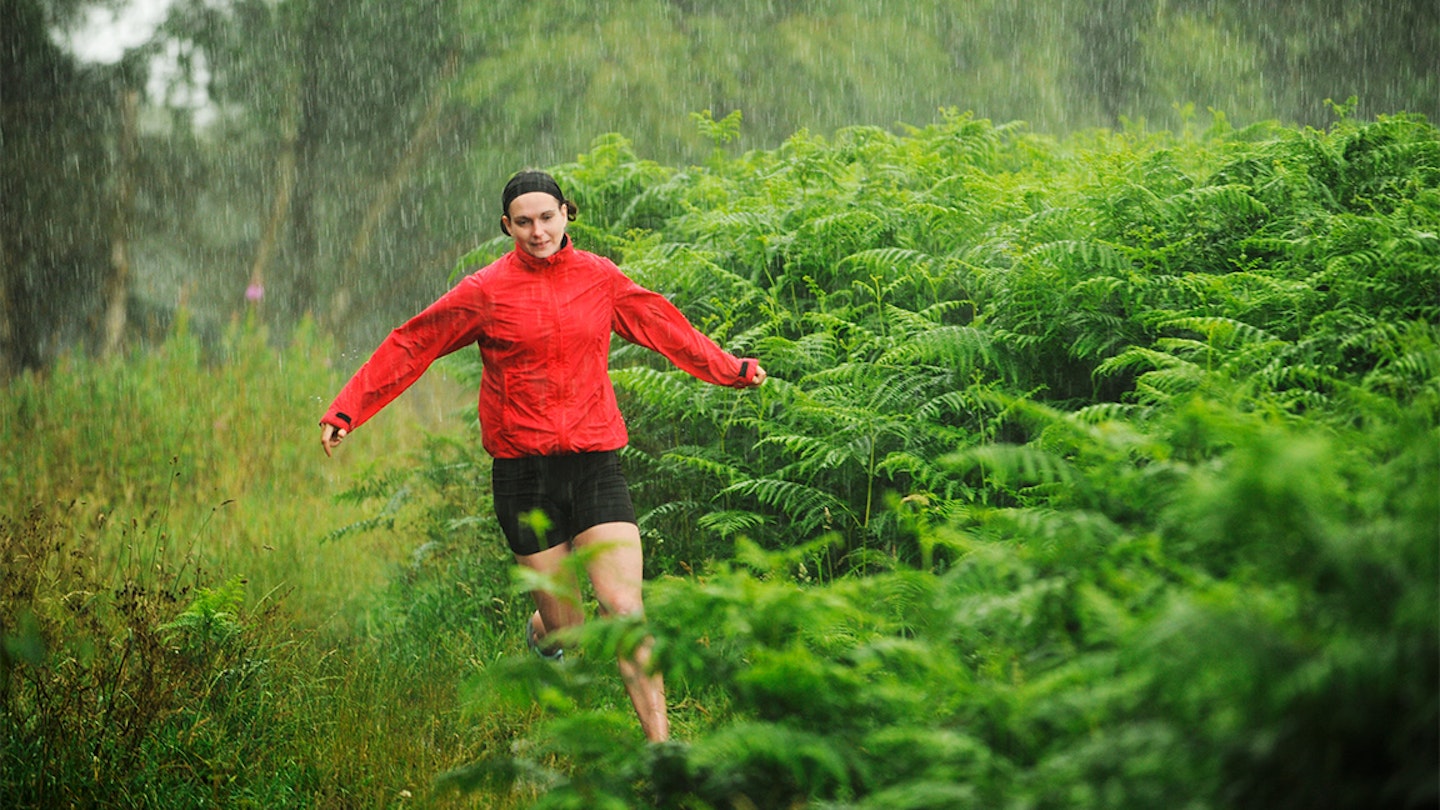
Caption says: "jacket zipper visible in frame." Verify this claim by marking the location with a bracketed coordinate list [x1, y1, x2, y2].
[548, 268, 569, 452]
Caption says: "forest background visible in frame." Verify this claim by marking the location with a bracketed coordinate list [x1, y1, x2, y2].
[5, 0, 1437, 368]
[2, 0, 1438, 808]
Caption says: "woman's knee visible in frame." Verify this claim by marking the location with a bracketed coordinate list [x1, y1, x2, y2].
[599, 592, 645, 617]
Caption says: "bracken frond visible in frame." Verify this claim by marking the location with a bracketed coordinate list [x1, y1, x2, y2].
[719, 478, 856, 535]
[942, 444, 1077, 489]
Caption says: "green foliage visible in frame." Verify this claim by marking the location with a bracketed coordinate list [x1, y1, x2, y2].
[0, 503, 292, 806]
[460, 397, 1435, 808]
[329, 425, 528, 666]
[157, 575, 248, 660]
[418, 112, 1437, 807]
[0, 319, 501, 808]
[6, 107, 1439, 808]
[17, 0, 1438, 377]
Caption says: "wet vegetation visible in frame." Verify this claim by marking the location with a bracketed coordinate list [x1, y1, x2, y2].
[6, 0, 1437, 373]
[4, 108, 1436, 808]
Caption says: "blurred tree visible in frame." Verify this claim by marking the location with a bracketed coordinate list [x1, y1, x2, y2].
[3, 0, 1434, 375]
[1108, 0, 1437, 126]
[1, 0, 123, 373]
[1072, 0, 1150, 127]
[170, 0, 478, 344]
[1223, 0, 1438, 123]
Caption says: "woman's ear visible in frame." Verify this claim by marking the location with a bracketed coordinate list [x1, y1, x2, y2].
[500, 216, 511, 236]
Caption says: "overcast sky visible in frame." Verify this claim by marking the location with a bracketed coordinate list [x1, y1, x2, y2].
[56, 0, 216, 123]
[59, 0, 175, 64]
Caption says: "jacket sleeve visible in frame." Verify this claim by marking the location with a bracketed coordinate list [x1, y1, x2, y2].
[610, 268, 759, 389]
[320, 277, 486, 432]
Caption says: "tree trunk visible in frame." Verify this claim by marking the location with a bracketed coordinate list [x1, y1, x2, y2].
[100, 88, 139, 356]
[247, 81, 301, 314]
[0, 233, 10, 380]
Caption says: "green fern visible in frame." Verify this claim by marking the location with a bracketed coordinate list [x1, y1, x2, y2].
[720, 477, 855, 535]
[157, 575, 246, 657]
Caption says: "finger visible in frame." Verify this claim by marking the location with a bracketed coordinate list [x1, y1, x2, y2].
[321, 425, 346, 457]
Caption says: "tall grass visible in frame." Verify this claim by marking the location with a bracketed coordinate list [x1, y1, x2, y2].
[4, 110, 1437, 808]
[0, 315, 527, 807]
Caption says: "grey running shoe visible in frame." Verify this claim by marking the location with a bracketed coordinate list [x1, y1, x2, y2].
[526, 612, 563, 662]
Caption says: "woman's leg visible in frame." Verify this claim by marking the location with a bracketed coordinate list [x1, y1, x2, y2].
[573, 521, 669, 742]
[514, 541, 583, 653]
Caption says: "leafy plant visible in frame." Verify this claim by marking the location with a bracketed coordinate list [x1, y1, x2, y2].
[421, 111, 1439, 808]
[13, 108, 1432, 808]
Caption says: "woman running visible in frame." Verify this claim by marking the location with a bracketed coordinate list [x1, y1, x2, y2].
[319, 169, 766, 741]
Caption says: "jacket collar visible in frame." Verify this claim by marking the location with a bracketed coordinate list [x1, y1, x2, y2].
[511, 235, 573, 272]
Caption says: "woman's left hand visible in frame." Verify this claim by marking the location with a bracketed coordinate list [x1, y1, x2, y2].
[320, 423, 348, 457]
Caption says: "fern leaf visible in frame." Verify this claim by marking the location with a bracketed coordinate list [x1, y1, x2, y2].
[1023, 239, 1133, 276]
[1165, 184, 1271, 223]
[840, 247, 936, 278]
[755, 331, 840, 376]
[943, 444, 1077, 489]
[1071, 401, 1149, 424]
[1159, 316, 1276, 349]
[1094, 346, 1197, 379]
[698, 509, 767, 539]
[658, 450, 746, 485]
[1135, 367, 1205, 401]
[719, 478, 855, 535]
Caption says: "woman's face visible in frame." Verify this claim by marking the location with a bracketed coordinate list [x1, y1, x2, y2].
[504, 192, 568, 259]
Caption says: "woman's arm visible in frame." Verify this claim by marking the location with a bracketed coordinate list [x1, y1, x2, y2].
[319, 275, 487, 446]
[610, 271, 765, 388]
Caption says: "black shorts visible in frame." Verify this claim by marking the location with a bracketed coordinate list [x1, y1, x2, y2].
[491, 451, 636, 556]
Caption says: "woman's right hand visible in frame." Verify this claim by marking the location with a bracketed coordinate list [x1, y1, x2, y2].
[320, 423, 348, 457]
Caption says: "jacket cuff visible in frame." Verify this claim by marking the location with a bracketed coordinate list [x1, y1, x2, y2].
[320, 412, 353, 430]
[735, 358, 759, 388]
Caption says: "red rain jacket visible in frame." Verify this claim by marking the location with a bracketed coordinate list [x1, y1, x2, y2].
[320, 239, 760, 458]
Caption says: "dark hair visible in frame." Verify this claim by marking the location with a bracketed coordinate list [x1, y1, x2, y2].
[500, 169, 579, 235]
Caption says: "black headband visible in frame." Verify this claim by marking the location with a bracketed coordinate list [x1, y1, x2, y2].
[502, 171, 565, 216]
